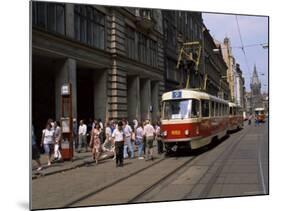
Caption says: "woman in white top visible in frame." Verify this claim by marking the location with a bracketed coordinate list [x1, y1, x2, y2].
[112, 121, 125, 167]
[41, 122, 55, 166]
[54, 121, 63, 162]
[102, 121, 113, 152]
[135, 122, 144, 159]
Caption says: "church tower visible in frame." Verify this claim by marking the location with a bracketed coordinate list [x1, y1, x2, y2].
[250, 65, 262, 111]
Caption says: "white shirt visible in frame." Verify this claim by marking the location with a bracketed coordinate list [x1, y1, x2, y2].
[136, 127, 144, 140]
[78, 124, 87, 135]
[144, 124, 155, 138]
[99, 122, 104, 130]
[112, 129, 124, 142]
[155, 125, 161, 136]
[123, 124, 132, 137]
[106, 127, 112, 140]
[42, 129, 54, 144]
[54, 126, 62, 142]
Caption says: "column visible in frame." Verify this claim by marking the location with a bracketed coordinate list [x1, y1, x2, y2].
[94, 69, 108, 122]
[55, 58, 77, 120]
[140, 79, 151, 121]
[127, 75, 141, 122]
[151, 81, 160, 123]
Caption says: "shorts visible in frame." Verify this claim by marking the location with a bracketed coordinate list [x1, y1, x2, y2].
[146, 137, 154, 149]
[32, 144, 40, 160]
[44, 144, 54, 155]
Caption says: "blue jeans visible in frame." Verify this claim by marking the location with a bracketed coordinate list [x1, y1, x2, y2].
[124, 137, 134, 158]
[137, 139, 144, 157]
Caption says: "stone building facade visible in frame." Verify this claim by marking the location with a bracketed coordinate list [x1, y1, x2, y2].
[162, 11, 230, 100]
[234, 63, 246, 108]
[220, 37, 236, 102]
[32, 2, 165, 135]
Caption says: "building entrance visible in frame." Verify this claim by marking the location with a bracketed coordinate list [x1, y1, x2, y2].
[32, 55, 56, 142]
[77, 69, 95, 123]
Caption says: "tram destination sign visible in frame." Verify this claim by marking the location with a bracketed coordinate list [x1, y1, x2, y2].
[172, 91, 182, 99]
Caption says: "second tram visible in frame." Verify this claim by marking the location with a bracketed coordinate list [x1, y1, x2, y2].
[255, 107, 266, 122]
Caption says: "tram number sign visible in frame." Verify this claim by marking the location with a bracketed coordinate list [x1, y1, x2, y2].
[171, 130, 181, 135]
[172, 91, 182, 99]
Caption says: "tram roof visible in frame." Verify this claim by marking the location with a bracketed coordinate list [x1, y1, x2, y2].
[255, 107, 265, 111]
[162, 89, 229, 104]
[228, 102, 240, 108]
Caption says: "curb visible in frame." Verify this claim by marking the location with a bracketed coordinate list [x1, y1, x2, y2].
[32, 153, 114, 179]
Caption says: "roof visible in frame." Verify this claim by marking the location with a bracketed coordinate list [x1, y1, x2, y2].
[162, 89, 229, 104]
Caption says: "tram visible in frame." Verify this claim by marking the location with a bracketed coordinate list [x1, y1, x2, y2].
[254, 107, 266, 122]
[160, 89, 229, 153]
[228, 102, 243, 131]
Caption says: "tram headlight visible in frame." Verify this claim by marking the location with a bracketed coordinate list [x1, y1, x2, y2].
[163, 131, 167, 137]
[185, 130, 189, 136]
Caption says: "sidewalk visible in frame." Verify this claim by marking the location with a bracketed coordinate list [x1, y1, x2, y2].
[32, 150, 114, 179]
[32, 144, 159, 179]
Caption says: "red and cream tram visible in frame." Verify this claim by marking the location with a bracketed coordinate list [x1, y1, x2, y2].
[254, 107, 266, 122]
[161, 89, 229, 152]
[228, 102, 243, 131]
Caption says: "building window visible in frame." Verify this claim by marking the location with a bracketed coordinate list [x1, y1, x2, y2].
[166, 59, 178, 82]
[74, 5, 105, 49]
[32, 2, 65, 35]
[138, 32, 147, 64]
[125, 26, 136, 60]
[149, 39, 157, 67]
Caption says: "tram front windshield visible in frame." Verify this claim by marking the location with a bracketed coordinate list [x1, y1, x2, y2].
[163, 99, 199, 120]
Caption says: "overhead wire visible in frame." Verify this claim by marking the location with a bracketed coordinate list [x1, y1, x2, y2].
[235, 15, 252, 83]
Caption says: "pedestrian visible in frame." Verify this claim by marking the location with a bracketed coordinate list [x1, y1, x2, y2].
[142, 120, 146, 155]
[133, 119, 138, 131]
[53, 121, 63, 162]
[87, 118, 93, 148]
[248, 113, 252, 125]
[155, 121, 163, 154]
[41, 122, 55, 166]
[255, 114, 259, 127]
[123, 119, 134, 159]
[78, 120, 87, 153]
[143, 120, 156, 161]
[72, 118, 78, 149]
[90, 123, 101, 164]
[102, 121, 112, 152]
[98, 118, 104, 131]
[32, 125, 42, 171]
[98, 118, 105, 144]
[135, 122, 144, 159]
[112, 121, 125, 167]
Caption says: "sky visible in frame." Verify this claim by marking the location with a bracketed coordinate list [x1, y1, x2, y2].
[202, 13, 268, 93]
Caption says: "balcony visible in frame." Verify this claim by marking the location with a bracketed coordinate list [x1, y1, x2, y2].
[135, 9, 156, 31]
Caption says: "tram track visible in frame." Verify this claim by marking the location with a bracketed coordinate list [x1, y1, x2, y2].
[66, 155, 197, 207]
[130, 126, 252, 203]
[64, 156, 167, 207]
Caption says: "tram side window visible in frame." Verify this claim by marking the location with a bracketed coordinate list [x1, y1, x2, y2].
[211, 101, 215, 117]
[214, 102, 218, 117]
[217, 103, 221, 116]
[233, 107, 237, 115]
[229, 107, 233, 115]
[201, 100, 210, 117]
[191, 100, 200, 118]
